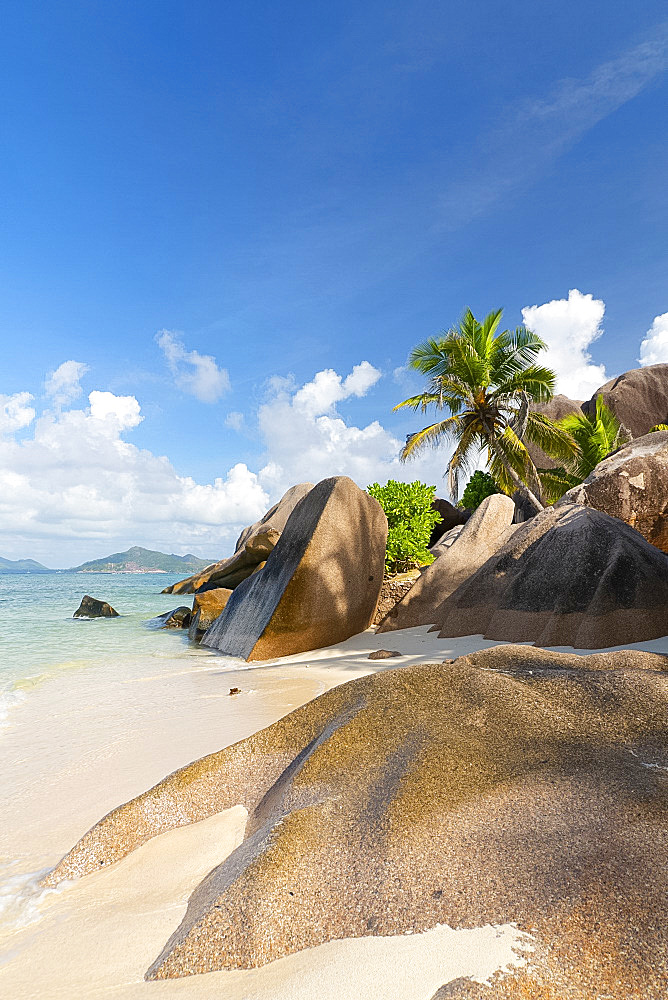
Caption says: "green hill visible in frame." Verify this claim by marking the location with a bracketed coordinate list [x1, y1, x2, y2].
[70, 546, 215, 574]
[0, 556, 53, 574]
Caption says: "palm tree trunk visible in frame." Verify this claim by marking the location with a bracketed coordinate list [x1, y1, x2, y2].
[484, 424, 544, 513]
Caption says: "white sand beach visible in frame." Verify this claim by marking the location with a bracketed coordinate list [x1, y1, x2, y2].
[1, 625, 666, 999]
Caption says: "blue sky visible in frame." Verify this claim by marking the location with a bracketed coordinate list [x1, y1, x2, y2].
[0, 2, 667, 564]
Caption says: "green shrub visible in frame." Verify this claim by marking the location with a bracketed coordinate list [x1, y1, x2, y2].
[650, 423, 668, 432]
[457, 470, 502, 510]
[367, 480, 442, 575]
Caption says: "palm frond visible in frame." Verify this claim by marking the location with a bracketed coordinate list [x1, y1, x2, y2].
[400, 413, 468, 460]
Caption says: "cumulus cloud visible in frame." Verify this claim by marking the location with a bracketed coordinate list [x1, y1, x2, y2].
[0, 361, 447, 564]
[155, 330, 231, 403]
[0, 392, 35, 435]
[521, 289, 608, 400]
[638, 312, 668, 366]
[44, 360, 89, 407]
[0, 387, 268, 564]
[256, 361, 437, 495]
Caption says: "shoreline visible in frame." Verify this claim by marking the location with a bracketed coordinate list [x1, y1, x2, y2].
[1, 625, 667, 997]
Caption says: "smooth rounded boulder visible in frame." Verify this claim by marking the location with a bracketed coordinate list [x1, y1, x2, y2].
[557, 429, 668, 552]
[202, 476, 387, 660]
[377, 493, 517, 632]
[433, 502, 668, 648]
[45, 645, 668, 997]
[187, 587, 233, 639]
[582, 362, 668, 438]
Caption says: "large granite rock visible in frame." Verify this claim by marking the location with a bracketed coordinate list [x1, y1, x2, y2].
[583, 362, 668, 438]
[73, 595, 119, 618]
[370, 570, 420, 626]
[429, 498, 470, 547]
[202, 476, 387, 660]
[46, 645, 668, 996]
[377, 493, 517, 632]
[188, 588, 232, 639]
[163, 483, 314, 595]
[557, 430, 668, 553]
[432, 502, 668, 648]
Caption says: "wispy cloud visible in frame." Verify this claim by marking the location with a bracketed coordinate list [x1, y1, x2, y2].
[155, 330, 231, 403]
[439, 23, 668, 227]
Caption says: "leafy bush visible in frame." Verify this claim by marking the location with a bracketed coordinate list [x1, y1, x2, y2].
[367, 480, 442, 575]
[457, 470, 502, 510]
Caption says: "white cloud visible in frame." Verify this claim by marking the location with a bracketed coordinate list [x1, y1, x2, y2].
[0, 362, 447, 564]
[638, 312, 668, 366]
[256, 362, 437, 495]
[521, 289, 607, 400]
[0, 392, 35, 435]
[225, 411, 245, 431]
[0, 389, 268, 564]
[44, 360, 89, 407]
[439, 25, 668, 228]
[155, 330, 231, 403]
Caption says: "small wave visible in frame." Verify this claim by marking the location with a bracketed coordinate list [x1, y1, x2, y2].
[0, 687, 26, 731]
[0, 864, 71, 936]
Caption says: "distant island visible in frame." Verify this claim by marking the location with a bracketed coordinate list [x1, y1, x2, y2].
[0, 555, 53, 574]
[70, 546, 216, 574]
[0, 546, 217, 574]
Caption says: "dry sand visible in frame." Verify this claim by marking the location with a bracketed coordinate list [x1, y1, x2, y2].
[1, 625, 666, 998]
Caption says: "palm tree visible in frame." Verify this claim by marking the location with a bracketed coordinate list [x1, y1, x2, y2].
[394, 308, 576, 512]
[538, 396, 629, 501]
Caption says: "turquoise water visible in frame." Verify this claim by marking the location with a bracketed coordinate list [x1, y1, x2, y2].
[0, 573, 193, 698]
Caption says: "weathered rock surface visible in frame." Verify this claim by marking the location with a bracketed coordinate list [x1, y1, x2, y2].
[367, 648, 401, 659]
[147, 606, 191, 629]
[583, 362, 668, 438]
[433, 502, 668, 648]
[557, 430, 668, 553]
[188, 588, 233, 639]
[429, 498, 470, 547]
[371, 570, 420, 626]
[73, 595, 119, 618]
[429, 523, 465, 555]
[377, 493, 517, 632]
[163, 483, 314, 595]
[202, 476, 387, 660]
[46, 646, 668, 996]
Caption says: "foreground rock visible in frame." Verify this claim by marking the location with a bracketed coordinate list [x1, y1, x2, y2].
[433, 502, 668, 647]
[73, 595, 119, 618]
[557, 429, 668, 552]
[163, 483, 314, 595]
[188, 588, 232, 639]
[46, 646, 668, 996]
[377, 493, 516, 632]
[202, 476, 387, 660]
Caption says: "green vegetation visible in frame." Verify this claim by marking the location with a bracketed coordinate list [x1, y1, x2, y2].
[0, 555, 52, 574]
[458, 470, 502, 510]
[394, 308, 575, 513]
[367, 480, 442, 575]
[650, 423, 668, 432]
[70, 546, 215, 574]
[538, 396, 629, 502]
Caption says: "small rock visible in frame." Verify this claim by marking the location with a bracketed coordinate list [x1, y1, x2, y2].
[73, 595, 119, 618]
[148, 606, 191, 629]
[228, 687, 241, 696]
[368, 649, 401, 660]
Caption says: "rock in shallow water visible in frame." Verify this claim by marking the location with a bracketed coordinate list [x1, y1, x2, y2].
[73, 595, 119, 618]
[46, 645, 668, 996]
